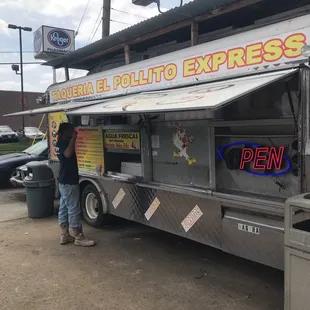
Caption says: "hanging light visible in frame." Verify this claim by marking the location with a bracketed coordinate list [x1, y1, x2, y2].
[301, 45, 310, 58]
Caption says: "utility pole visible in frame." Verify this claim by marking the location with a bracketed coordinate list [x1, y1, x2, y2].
[102, 0, 111, 38]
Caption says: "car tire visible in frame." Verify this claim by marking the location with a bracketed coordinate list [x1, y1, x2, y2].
[81, 184, 113, 227]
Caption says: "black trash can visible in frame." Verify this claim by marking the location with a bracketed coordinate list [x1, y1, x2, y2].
[24, 161, 55, 219]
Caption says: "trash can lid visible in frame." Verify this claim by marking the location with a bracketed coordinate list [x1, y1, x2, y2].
[26, 161, 54, 182]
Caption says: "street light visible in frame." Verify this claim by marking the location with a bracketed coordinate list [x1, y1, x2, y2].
[8, 24, 32, 137]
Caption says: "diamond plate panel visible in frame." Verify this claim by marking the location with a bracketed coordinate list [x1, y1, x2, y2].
[99, 179, 222, 249]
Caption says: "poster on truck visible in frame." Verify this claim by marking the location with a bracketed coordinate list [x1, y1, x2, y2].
[48, 112, 68, 160]
[75, 127, 104, 175]
[104, 132, 140, 150]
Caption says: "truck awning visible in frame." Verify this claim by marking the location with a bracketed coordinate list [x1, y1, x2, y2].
[3, 99, 106, 117]
[66, 69, 297, 116]
[4, 68, 297, 118]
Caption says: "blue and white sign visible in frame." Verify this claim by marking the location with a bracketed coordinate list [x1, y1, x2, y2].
[48, 29, 71, 49]
[33, 30, 42, 54]
[33, 25, 75, 60]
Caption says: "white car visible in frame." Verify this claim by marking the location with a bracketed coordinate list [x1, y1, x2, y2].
[0, 125, 19, 143]
[23, 127, 45, 140]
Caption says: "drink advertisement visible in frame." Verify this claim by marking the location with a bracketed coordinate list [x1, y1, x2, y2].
[104, 132, 140, 150]
[75, 127, 104, 175]
[49, 112, 68, 160]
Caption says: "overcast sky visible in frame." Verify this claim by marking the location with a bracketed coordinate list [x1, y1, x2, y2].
[0, 0, 192, 94]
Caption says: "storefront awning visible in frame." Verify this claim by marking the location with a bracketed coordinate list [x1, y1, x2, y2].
[66, 69, 297, 116]
[3, 99, 106, 117]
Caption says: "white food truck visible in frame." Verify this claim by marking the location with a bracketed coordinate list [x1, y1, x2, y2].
[6, 10, 310, 271]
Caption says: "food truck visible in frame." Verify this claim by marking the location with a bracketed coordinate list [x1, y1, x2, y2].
[6, 7, 310, 271]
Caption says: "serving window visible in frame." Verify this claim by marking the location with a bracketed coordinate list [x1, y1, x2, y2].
[103, 128, 142, 177]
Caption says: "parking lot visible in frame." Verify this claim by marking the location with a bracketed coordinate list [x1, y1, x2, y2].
[0, 188, 283, 310]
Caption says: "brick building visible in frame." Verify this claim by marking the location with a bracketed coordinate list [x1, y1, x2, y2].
[0, 90, 47, 132]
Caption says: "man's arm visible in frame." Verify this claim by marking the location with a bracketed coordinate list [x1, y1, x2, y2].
[63, 132, 77, 158]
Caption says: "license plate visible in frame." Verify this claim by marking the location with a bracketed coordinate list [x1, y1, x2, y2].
[238, 223, 260, 235]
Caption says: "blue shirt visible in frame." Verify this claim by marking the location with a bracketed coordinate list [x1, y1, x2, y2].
[56, 139, 79, 185]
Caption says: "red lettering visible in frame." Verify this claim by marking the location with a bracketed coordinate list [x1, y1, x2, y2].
[240, 148, 254, 170]
[253, 147, 269, 170]
[267, 146, 285, 170]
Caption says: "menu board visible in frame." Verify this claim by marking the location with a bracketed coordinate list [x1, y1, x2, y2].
[75, 127, 104, 175]
[104, 132, 140, 150]
[48, 112, 68, 160]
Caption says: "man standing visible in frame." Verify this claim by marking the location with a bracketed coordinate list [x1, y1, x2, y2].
[56, 122, 95, 247]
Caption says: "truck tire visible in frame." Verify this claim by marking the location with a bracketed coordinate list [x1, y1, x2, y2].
[81, 184, 112, 227]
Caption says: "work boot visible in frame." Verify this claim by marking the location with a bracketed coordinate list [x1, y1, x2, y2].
[60, 223, 75, 245]
[72, 226, 95, 247]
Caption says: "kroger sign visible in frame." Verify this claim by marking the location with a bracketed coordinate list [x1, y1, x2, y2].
[48, 30, 71, 49]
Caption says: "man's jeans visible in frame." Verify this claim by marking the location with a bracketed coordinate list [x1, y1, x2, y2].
[58, 184, 81, 228]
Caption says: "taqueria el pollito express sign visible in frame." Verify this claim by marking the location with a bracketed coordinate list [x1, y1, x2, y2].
[48, 14, 310, 104]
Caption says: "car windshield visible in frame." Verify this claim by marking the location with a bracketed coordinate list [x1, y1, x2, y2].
[23, 140, 47, 155]
[0, 126, 13, 133]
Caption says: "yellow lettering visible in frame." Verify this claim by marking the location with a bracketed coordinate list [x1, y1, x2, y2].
[164, 64, 177, 81]
[183, 58, 196, 77]
[138, 70, 148, 85]
[153, 66, 164, 83]
[72, 86, 78, 97]
[263, 39, 283, 62]
[87, 82, 94, 95]
[246, 43, 263, 65]
[284, 33, 306, 58]
[113, 76, 121, 90]
[77, 85, 84, 96]
[212, 52, 227, 71]
[227, 48, 245, 69]
[196, 55, 211, 74]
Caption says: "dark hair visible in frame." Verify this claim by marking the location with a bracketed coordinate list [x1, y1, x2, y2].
[57, 122, 73, 140]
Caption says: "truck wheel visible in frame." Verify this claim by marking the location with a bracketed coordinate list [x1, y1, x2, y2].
[81, 184, 111, 227]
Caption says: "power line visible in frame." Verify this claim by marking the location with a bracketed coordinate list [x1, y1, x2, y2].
[76, 0, 92, 35]
[57, 0, 92, 81]
[111, 8, 146, 19]
[90, 19, 102, 43]
[110, 19, 133, 26]
[71, 5, 103, 79]
[88, 6, 103, 44]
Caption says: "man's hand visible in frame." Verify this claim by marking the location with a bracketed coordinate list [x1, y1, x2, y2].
[71, 131, 78, 141]
[64, 131, 78, 158]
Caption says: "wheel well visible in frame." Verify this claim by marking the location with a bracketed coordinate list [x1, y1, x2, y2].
[79, 179, 109, 213]
[79, 180, 91, 195]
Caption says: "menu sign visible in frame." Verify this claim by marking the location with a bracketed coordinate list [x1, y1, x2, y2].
[48, 112, 68, 160]
[104, 132, 140, 150]
[75, 127, 104, 175]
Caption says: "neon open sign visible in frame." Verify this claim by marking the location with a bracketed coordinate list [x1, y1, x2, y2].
[218, 142, 291, 177]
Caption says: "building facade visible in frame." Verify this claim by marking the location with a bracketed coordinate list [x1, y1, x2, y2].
[0, 90, 47, 132]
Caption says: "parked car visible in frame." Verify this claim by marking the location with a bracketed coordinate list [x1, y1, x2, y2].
[0, 125, 19, 143]
[0, 140, 48, 186]
[19, 127, 45, 140]
[10, 160, 49, 188]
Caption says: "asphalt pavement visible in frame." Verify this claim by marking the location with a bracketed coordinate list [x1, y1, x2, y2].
[0, 188, 284, 310]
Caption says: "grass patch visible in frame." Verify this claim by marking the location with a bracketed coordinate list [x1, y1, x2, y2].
[0, 141, 32, 155]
